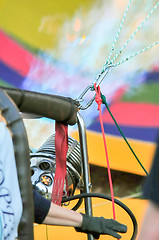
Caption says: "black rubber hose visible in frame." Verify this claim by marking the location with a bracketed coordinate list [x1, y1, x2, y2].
[62, 192, 138, 240]
[70, 190, 83, 211]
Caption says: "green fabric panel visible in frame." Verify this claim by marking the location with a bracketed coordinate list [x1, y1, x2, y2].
[121, 83, 159, 104]
[0, 79, 13, 88]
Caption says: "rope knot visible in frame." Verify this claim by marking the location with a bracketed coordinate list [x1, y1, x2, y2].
[95, 95, 102, 110]
[94, 83, 102, 110]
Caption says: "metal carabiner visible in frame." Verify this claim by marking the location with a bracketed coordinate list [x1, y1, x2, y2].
[95, 64, 114, 88]
[75, 85, 95, 110]
[79, 94, 96, 110]
[75, 64, 114, 110]
[75, 85, 94, 102]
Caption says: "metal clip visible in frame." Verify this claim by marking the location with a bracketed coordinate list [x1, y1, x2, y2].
[75, 85, 94, 102]
[79, 95, 95, 110]
[95, 64, 114, 88]
[75, 85, 95, 110]
[75, 65, 114, 110]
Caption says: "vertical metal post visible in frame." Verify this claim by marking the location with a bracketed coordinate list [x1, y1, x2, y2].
[77, 112, 94, 240]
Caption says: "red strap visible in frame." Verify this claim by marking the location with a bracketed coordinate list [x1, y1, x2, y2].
[51, 122, 68, 205]
[94, 83, 116, 220]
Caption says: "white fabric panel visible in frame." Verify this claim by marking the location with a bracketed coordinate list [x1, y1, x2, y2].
[0, 122, 23, 240]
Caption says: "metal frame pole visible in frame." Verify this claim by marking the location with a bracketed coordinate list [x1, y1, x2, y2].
[77, 112, 94, 240]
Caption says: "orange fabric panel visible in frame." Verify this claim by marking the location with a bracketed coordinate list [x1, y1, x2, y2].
[34, 198, 148, 240]
[71, 130, 156, 175]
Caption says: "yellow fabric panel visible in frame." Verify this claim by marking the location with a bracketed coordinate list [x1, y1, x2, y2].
[0, 0, 95, 49]
[34, 198, 148, 240]
[71, 130, 156, 175]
